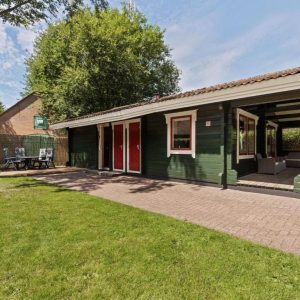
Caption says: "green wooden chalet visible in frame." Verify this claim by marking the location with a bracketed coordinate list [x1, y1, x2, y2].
[51, 66, 300, 192]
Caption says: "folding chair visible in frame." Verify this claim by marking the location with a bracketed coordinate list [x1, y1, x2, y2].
[15, 147, 25, 158]
[15, 147, 26, 169]
[45, 148, 55, 168]
[35, 148, 46, 169]
[2, 148, 17, 170]
[37, 148, 55, 168]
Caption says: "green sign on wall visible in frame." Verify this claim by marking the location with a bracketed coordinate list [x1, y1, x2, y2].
[34, 115, 48, 129]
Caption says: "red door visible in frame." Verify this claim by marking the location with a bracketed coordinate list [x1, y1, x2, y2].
[113, 124, 124, 170]
[128, 122, 140, 172]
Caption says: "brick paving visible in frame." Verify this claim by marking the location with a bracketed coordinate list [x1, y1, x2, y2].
[33, 171, 300, 256]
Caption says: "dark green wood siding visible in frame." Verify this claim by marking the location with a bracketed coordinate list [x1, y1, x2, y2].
[70, 125, 98, 169]
[143, 104, 224, 184]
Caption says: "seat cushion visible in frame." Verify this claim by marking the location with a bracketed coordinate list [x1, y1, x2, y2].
[286, 159, 300, 168]
[287, 152, 300, 159]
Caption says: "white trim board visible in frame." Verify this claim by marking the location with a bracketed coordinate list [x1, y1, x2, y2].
[50, 74, 300, 129]
[165, 109, 197, 158]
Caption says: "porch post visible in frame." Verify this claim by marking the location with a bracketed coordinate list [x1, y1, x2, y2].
[277, 126, 283, 156]
[66, 127, 71, 167]
[257, 105, 266, 157]
[222, 102, 229, 188]
[97, 124, 103, 170]
[222, 102, 238, 187]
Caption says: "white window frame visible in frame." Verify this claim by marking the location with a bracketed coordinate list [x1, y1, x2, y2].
[236, 108, 259, 163]
[125, 118, 142, 174]
[165, 109, 197, 158]
[265, 120, 278, 157]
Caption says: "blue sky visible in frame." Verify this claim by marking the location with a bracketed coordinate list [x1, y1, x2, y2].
[1, 0, 300, 108]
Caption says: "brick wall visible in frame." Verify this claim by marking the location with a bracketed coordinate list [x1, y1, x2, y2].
[0, 93, 54, 136]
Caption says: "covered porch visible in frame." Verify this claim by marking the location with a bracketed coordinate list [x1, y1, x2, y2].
[231, 91, 300, 192]
[238, 168, 299, 191]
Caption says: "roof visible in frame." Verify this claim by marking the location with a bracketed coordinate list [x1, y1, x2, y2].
[51, 66, 300, 129]
[0, 92, 39, 118]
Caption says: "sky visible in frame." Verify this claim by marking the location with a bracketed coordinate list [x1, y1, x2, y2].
[1, 0, 300, 108]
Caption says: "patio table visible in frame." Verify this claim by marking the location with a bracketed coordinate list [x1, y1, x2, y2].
[21, 156, 39, 170]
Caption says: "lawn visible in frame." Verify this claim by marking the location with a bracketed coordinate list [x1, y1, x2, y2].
[0, 177, 299, 299]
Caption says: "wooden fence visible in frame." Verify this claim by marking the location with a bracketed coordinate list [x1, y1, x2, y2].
[0, 134, 68, 166]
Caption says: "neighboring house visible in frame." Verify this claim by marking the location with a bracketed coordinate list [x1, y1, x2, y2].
[51, 66, 300, 189]
[0, 92, 53, 136]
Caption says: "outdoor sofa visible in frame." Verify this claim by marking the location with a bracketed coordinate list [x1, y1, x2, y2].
[285, 152, 300, 168]
[256, 153, 286, 175]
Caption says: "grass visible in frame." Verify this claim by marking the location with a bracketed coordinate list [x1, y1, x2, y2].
[0, 177, 299, 299]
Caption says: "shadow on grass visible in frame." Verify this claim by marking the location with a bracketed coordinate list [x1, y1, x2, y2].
[12, 178, 72, 194]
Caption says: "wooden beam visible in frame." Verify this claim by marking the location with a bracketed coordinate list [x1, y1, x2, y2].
[267, 113, 300, 119]
[265, 104, 300, 114]
[280, 121, 300, 128]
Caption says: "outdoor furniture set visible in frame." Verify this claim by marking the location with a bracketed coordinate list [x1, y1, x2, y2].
[256, 152, 300, 175]
[2, 147, 55, 170]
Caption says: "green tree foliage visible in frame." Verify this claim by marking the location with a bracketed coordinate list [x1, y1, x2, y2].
[25, 7, 181, 121]
[0, 0, 108, 26]
[0, 100, 5, 114]
[282, 128, 300, 151]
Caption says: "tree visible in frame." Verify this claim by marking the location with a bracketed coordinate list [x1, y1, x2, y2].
[0, 100, 5, 114]
[25, 7, 181, 121]
[0, 0, 108, 26]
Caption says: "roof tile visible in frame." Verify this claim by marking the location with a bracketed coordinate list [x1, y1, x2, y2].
[52, 66, 300, 125]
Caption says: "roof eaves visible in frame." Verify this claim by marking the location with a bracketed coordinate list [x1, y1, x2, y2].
[50, 66, 300, 129]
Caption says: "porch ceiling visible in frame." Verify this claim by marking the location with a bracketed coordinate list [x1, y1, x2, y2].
[240, 97, 300, 126]
[238, 170, 295, 191]
[265, 100, 300, 124]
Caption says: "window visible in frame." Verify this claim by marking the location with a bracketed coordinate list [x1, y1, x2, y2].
[171, 116, 191, 150]
[238, 115, 256, 155]
[165, 110, 197, 158]
[236, 108, 259, 162]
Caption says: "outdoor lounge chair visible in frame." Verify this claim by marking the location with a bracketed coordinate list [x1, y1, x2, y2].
[285, 152, 300, 168]
[36, 148, 55, 168]
[2, 148, 16, 170]
[2, 148, 24, 170]
[15, 147, 26, 169]
[256, 153, 286, 175]
[15, 147, 25, 159]
[35, 148, 46, 168]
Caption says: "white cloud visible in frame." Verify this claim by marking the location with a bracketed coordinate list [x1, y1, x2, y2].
[0, 79, 21, 89]
[0, 23, 16, 55]
[0, 23, 37, 107]
[165, 10, 300, 91]
[2, 61, 14, 70]
[0, 23, 20, 71]
[16, 28, 38, 53]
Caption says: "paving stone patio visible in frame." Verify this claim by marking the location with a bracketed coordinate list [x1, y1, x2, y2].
[238, 168, 300, 191]
[33, 171, 300, 256]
